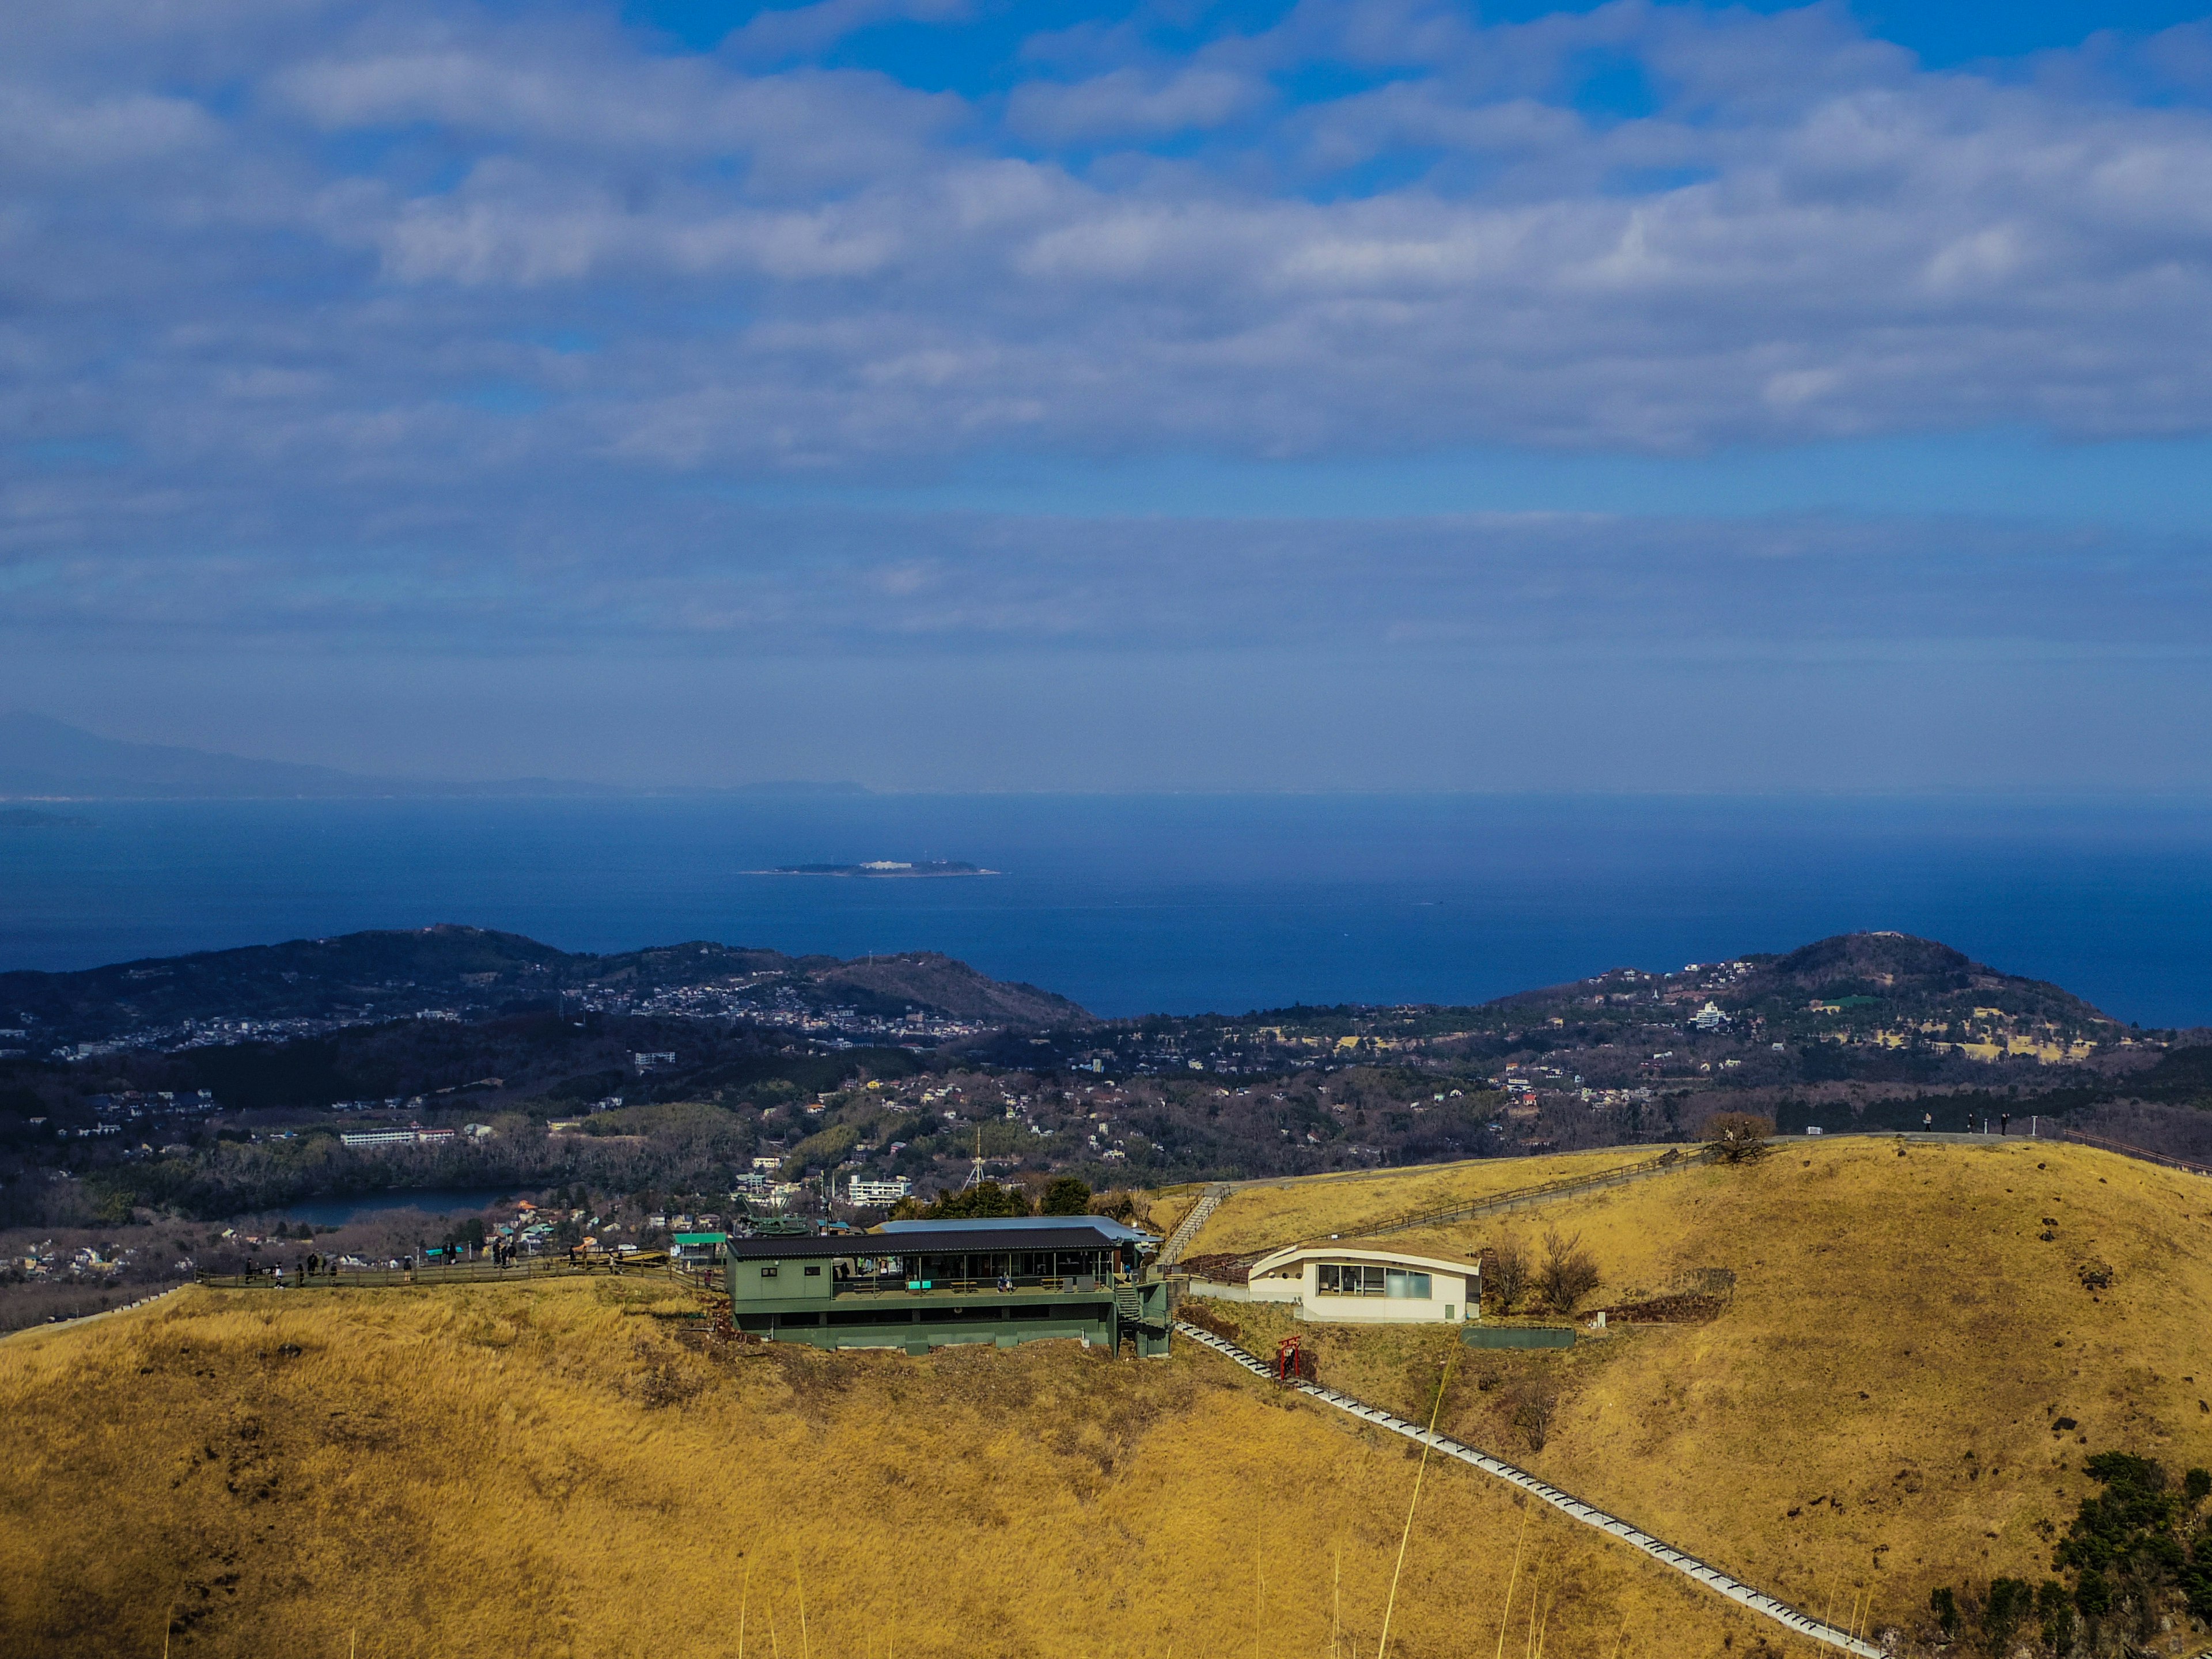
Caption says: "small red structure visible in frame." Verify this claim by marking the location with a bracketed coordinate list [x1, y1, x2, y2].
[1274, 1334, 1317, 1382]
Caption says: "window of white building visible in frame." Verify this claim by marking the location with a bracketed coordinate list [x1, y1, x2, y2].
[1316, 1263, 1431, 1298]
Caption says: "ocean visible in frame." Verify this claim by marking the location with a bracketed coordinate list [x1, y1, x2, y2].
[1, 793, 2209, 1027]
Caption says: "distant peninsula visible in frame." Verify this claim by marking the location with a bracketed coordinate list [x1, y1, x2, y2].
[763, 860, 999, 877]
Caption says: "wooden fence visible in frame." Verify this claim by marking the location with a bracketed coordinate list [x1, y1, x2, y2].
[2056, 1127, 2212, 1179]
[196, 1255, 694, 1291]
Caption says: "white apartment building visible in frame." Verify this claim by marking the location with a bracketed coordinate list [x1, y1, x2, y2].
[339, 1124, 455, 1148]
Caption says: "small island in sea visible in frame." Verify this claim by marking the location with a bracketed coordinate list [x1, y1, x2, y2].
[762, 859, 1000, 877]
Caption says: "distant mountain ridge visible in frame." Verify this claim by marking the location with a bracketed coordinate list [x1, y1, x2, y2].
[0, 711, 612, 798]
[1497, 928, 2120, 1037]
[0, 923, 2143, 1052]
[5, 925, 2208, 1192]
[0, 713, 868, 799]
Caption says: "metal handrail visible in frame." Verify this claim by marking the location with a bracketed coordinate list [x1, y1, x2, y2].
[1175, 1320, 1883, 1659]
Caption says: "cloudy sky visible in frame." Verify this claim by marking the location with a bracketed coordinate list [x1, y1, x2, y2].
[5, 0, 2212, 790]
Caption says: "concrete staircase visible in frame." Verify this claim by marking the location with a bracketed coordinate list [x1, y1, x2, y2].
[1158, 1182, 1231, 1266]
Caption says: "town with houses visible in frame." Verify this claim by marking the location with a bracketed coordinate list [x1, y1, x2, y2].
[5, 925, 2206, 1335]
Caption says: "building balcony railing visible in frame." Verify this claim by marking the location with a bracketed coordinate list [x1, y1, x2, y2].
[830, 1271, 1133, 1297]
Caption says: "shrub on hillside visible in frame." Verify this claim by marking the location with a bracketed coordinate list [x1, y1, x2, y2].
[1484, 1234, 1530, 1313]
[2044, 1451, 2212, 1643]
[1501, 1373, 1560, 1452]
[1979, 1577, 2031, 1653]
[1928, 1585, 1959, 1641]
[1537, 1228, 1600, 1313]
[1703, 1112, 1774, 1164]
[2033, 1580, 2075, 1654]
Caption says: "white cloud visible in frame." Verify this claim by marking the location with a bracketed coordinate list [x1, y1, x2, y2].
[3, 469, 2205, 666]
[4, 0, 2212, 660]
[1007, 66, 1264, 143]
[727, 0, 972, 63]
[0, 89, 224, 171]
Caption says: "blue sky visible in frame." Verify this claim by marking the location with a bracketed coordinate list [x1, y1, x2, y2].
[5, 0, 2212, 789]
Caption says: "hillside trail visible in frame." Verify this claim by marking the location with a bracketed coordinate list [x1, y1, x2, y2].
[0, 1285, 186, 1346]
[1176, 1319, 1885, 1658]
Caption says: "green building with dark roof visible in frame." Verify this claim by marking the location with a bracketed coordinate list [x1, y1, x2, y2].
[724, 1218, 1173, 1357]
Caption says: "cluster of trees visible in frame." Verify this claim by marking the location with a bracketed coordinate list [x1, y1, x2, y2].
[1929, 1455, 2211, 1654]
[892, 1175, 1096, 1221]
[1704, 1111, 1773, 1163]
[1483, 1227, 1600, 1316]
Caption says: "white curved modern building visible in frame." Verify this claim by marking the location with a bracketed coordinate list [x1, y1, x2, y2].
[1240, 1242, 1481, 1324]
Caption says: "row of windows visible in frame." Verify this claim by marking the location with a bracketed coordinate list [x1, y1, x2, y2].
[1316, 1263, 1433, 1299]
[754, 1252, 1114, 1281]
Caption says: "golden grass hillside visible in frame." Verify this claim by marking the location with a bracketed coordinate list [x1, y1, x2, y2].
[1183, 1137, 2212, 1650]
[1, 1278, 1796, 1659]
[1183, 1147, 1665, 1257]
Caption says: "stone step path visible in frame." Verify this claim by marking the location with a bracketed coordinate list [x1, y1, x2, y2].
[1175, 1320, 1884, 1658]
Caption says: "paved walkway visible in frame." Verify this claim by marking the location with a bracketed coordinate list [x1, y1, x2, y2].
[1175, 1320, 1884, 1658]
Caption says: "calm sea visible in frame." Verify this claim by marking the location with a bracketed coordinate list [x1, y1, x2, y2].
[1, 794, 2209, 1027]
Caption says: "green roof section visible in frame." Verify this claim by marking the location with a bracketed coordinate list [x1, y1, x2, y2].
[672, 1232, 728, 1245]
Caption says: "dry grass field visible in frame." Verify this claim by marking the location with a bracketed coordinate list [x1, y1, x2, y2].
[0, 1277, 1786, 1659]
[10, 1138, 2203, 1658]
[1181, 1149, 1665, 1258]
[1186, 1137, 2212, 1650]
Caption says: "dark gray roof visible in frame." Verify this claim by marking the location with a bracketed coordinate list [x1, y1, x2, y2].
[726, 1224, 1132, 1261]
[878, 1214, 1154, 1244]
